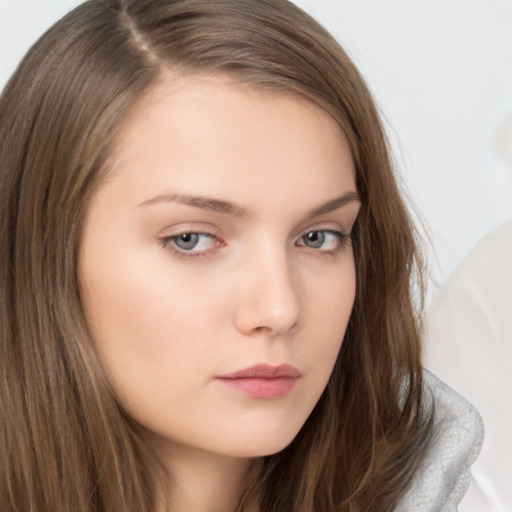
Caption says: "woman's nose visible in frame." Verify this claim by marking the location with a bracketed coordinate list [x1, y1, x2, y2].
[233, 249, 301, 338]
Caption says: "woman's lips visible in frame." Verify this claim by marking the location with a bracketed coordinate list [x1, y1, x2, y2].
[215, 364, 301, 399]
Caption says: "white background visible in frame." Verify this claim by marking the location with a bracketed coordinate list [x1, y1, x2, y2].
[1, 0, 511, 295]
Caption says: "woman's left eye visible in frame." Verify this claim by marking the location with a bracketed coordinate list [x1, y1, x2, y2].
[297, 230, 349, 251]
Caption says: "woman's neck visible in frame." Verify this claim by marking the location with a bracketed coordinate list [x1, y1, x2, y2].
[155, 443, 261, 512]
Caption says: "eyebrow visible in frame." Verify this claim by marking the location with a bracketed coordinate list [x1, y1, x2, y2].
[138, 191, 360, 218]
[307, 191, 361, 217]
[138, 193, 250, 217]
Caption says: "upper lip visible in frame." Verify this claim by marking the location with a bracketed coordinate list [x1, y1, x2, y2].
[217, 364, 301, 379]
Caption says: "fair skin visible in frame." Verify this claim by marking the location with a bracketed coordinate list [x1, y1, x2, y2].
[79, 75, 360, 512]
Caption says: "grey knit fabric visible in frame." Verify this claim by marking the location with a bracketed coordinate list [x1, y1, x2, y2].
[395, 371, 484, 511]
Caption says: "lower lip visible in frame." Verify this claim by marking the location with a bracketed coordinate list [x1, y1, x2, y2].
[216, 377, 298, 399]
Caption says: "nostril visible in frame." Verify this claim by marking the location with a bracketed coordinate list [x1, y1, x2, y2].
[234, 296, 301, 337]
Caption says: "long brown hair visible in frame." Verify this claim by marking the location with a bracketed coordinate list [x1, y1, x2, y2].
[0, 1, 432, 510]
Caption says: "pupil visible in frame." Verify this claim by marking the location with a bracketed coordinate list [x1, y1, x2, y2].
[175, 233, 199, 250]
[306, 231, 324, 248]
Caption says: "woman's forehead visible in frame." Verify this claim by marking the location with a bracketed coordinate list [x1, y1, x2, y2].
[101, 75, 356, 213]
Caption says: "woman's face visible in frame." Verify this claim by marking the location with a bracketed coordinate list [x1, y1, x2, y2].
[79, 76, 360, 459]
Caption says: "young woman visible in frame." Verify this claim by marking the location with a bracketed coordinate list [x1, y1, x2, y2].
[0, 1, 482, 511]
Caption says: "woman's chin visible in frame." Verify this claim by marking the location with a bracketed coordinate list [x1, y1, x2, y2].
[215, 423, 304, 459]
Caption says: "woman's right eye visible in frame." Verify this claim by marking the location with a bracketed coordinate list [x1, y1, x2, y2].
[161, 232, 222, 257]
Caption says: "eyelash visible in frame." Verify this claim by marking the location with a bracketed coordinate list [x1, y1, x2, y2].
[160, 229, 353, 260]
[297, 229, 352, 252]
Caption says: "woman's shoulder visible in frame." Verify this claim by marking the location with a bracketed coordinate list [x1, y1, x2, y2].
[394, 370, 484, 512]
